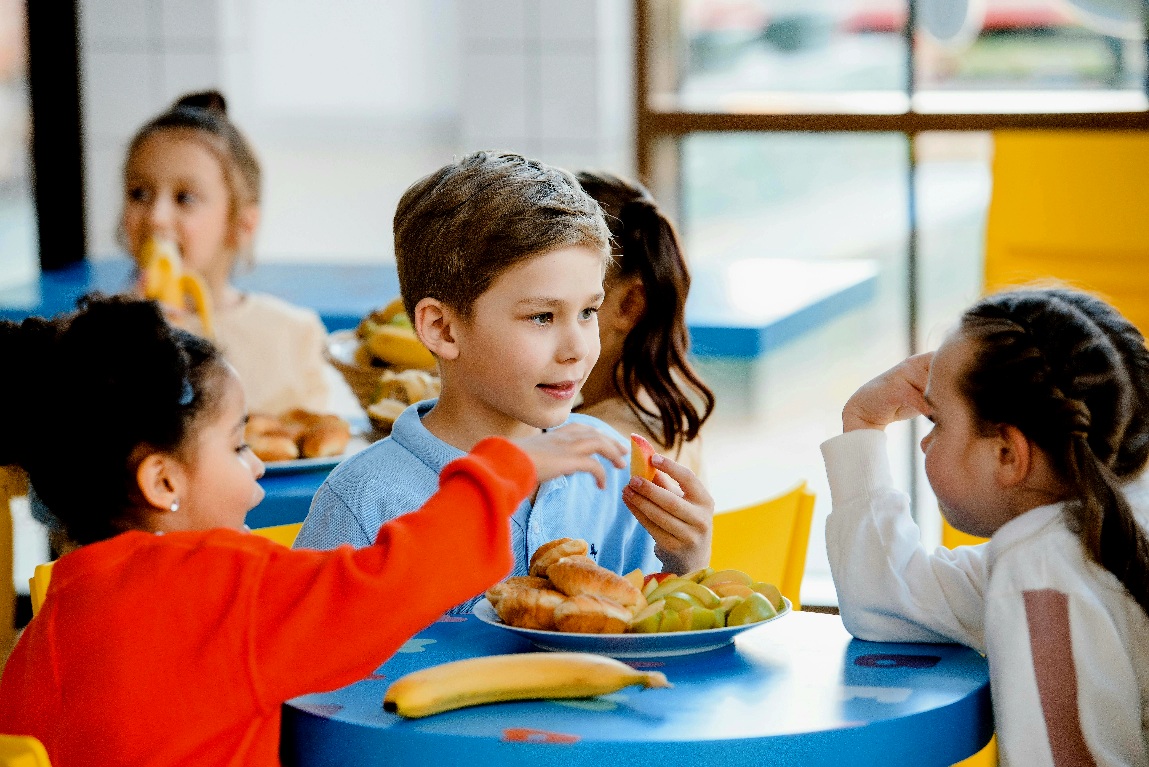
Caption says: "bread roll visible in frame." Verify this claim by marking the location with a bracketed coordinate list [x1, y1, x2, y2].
[494, 586, 566, 631]
[547, 556, 645, 612]
[248, 433, 299, 463]
[528, 537, 589, 578]
[300, 416, 351, 458]
[553, 594, 631, 634]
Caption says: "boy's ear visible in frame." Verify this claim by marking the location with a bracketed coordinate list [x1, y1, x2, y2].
[135, 452, 182, 512]
[992, 424, 1033, 488]
[413, 297, 460, 361]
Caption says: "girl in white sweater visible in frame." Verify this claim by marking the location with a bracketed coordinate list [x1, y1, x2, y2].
[823, 287, 1149, 767]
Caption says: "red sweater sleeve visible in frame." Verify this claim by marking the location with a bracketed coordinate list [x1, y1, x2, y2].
[248, 437, 534, 708]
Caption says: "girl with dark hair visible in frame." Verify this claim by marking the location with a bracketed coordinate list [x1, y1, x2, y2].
[0, 294, 627, 765]
[122, 90, 349, 416]
[574, 171, 715, 476]
[824, 287, 1149, 765]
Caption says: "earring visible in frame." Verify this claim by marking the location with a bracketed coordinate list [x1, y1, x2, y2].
[170, 499, 180, 512]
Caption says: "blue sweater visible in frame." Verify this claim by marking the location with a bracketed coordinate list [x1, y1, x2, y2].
[294, 400, 660, 614]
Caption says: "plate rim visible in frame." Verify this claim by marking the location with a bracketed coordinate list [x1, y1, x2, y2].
[472, 595, 791, 657]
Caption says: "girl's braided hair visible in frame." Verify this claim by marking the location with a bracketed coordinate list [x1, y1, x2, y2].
[960, 288, 1149, 617]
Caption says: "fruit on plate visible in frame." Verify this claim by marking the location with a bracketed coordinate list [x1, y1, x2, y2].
[492, 539, 785, 635]
[726, 592, 777, 626]
[357, 298, 436, 371]
[382, 652, 671, 718]
[139, 237, 215, 338]
[629, 433, 657, 481]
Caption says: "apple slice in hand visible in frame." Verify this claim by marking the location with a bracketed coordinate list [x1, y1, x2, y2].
[630, 433, 657, 482]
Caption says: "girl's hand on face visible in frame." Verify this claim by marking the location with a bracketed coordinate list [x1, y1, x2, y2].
[512, 424, 627, 490]
[623, 453, 714, 575]
[842, 352, 933, 433]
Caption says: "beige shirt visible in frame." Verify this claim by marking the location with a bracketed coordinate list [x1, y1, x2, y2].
[576, 395, 704, 478]
[211, 293, 350, 417]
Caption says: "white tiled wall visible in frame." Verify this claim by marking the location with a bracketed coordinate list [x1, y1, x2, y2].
[78, 0, 635, 261]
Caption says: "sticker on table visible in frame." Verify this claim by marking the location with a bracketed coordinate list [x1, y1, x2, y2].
[854, 653, 940, 669]
[502, 728, 580, 745]
[398, 638, 437, 653]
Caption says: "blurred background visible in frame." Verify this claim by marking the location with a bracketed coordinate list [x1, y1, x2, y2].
[2, 0, 1147, 606]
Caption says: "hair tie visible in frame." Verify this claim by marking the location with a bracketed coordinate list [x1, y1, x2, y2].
[178, 378, 195, 407]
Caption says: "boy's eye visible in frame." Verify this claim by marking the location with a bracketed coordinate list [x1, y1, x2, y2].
[176, 191, 197, 205]
[529, 312, 553, 325]
[579, 307, 599, 321]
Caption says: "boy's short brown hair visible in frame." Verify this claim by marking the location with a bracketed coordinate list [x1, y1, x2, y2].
[394, 151, 611, 319]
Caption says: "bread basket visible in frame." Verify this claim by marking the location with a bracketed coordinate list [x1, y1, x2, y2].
[326, 329, 390, 411]
[325, 330, 442, 433]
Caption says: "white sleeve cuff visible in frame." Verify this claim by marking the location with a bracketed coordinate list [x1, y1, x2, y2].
[820, 430, 895, 509]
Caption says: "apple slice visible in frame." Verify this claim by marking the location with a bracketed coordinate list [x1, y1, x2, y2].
[623, 568, 645, 591]
[630, 433, 657, 482]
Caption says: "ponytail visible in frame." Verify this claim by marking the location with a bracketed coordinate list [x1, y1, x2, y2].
[576, 171, 715, 452]
[1067, 434, 1149, 616]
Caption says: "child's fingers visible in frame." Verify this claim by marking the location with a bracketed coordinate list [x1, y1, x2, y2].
[650, 453, 714, 508]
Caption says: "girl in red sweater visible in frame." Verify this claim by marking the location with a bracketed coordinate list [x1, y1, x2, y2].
[0, 294, 625, 766]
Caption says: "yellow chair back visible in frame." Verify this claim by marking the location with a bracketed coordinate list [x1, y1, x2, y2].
[0, 735, 51, 767]
[250, 522, 303, 548]
[984, 130, 1149, 333]
[709, 481, 815, 610]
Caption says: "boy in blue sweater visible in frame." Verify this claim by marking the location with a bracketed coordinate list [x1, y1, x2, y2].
[295, 152, 713, 612]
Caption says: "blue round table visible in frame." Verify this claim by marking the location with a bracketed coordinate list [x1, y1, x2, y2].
[282, 611, 992, 767]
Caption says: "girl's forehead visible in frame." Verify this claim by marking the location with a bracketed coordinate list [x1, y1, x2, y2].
[930, 333, 977, 395]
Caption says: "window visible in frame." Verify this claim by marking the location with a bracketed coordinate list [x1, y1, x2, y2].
[637, 0, 1149, 605]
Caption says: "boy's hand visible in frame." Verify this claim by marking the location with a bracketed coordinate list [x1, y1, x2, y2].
[623, 453, 714, 576]
[842, 352, 933, 432]
[512, 424, 626, 490]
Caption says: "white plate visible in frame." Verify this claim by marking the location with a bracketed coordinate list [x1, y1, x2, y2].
[261, 433, 373, 475]
[472, 596, 791, 658]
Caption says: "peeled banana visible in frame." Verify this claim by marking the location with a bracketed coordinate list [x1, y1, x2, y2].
[382, 651, 671, 718]
[139, 238, 215, 338]
[358, 297, 436, 370]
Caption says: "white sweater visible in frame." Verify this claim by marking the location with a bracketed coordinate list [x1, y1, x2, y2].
[822, 429, 1149, 767]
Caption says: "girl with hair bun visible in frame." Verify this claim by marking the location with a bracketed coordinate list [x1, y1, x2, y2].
[574, 171, 715, 476]
[122, 90, 351, 416]
[824, 287, 1149, 765]
[0, 294, 628, 765]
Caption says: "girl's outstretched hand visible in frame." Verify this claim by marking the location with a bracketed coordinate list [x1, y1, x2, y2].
[623, 452, 714, 576]
[842, 352, 933, 432]
[511, 424, 627, 490]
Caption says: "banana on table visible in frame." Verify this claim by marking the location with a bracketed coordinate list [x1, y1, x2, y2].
[140, 238, 215, 338]
[383, 652, 671, 718]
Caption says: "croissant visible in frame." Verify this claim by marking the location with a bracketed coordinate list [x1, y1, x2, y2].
[553, 594, 632, 634]
[528, 537, 589, 578]
[494, 586, 566, 631]
[485, 576, 553, 608]
[547, 556, 646, 612]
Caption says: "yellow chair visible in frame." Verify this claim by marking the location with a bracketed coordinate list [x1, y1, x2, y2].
[0, 734, 51, 767]
[28, 562, 53, 618]
[250, 522, 303, 548]
[709, 481, 815, 610]
[0, 468, 26, 656]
